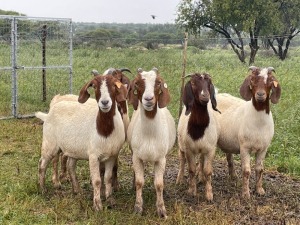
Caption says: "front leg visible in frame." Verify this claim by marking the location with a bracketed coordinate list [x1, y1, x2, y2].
[132, 154, 144, 215]
[104, 157, 115, 207]
[154, 157, 167, 218]
[176, 147, 186, 184]
[186, 151, 197, 196]
[89, 155, 102, 211]
[240, 147, 251, 199]
[255, 150, 267, 195]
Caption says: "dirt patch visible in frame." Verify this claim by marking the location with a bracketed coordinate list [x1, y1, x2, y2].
[118, 148, 300, 224]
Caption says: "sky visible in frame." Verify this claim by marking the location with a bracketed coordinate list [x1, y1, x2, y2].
[1, 0, 181, 24]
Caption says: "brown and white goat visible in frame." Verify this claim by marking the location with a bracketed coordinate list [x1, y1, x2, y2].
[176, 73, 220, 201]
[50, 68, 132, 192]
[216, 66, 281, 198]
[36, 74, 127, 210]
[127, 68, 176, 218]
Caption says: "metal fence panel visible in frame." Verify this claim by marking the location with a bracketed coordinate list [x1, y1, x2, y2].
[0, 16, 72, 119]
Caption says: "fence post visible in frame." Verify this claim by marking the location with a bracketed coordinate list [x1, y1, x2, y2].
[11, 17, 17, 118]
[42, 25, 47, 101]
[178, 32, 188, 118]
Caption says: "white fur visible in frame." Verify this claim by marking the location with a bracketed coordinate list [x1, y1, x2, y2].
[215, 92, 275, 198]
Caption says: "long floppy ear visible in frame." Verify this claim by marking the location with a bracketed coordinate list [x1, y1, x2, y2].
[128, 79, 139, 110]
[78, 80, 96, 103]
[209, 83, 221, 113]
[183, 81, 194, 115]
[239, 75, 252, 101]
[120, 74, 131, 95]
[158, 81, 170, 108]
[270, 79, 281, 104]
[115, 81, 127, 103]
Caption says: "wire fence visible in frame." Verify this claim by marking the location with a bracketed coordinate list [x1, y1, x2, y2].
[1, 16, 300, 119]
[0, 16, 72, 119]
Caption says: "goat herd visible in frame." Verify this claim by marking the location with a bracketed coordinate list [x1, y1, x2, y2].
[36, 66, 281, 218]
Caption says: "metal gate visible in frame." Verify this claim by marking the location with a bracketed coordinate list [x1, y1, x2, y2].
[0, 16, 73, 119]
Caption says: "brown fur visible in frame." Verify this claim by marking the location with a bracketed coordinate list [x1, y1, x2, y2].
[128, 71, 170, 119]
[239, 67, 281, 114]
[183, 73, 218, 140]
[78, 75, 127, 137]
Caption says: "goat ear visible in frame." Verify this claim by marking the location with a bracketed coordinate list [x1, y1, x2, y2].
[115, 81, 127, 103]
[183, 81, 194, 115]
[209, 84, 221, 113]
[128, 79, 139, 110]
[158, 81, 170, 108]
[270, 80, 281, 104]
[78, 80, 95, 103]
[239, 75, 252, 101]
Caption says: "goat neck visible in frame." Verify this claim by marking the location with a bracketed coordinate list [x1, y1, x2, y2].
[187, 102, 210, 140]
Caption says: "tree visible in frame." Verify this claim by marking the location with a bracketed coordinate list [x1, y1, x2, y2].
[175, 0, 285, 64]
[266, 0, 300, 60]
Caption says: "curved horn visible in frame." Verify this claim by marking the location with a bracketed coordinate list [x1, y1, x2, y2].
[267, 67, 275, 73]
[151, 67, 158, 74]
[103, 68, 116, 75]
[182, 73, 193, 79]
[91, 69, 100, 76]
[248, 66, 257, 71]
[119, 68, 132, 74]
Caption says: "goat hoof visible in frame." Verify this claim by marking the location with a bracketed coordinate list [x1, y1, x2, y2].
[187, 188, 196, 196]
[157, 205, 167, 218]
[52, 182, 61, 189]
[256, 187, 265, 196]
[206, 193, 213, 202]
[242, 191, 251, 199]
[134, 204, 143, 215]
[106, 196, 116, 208]
[93, 200, 103, 211]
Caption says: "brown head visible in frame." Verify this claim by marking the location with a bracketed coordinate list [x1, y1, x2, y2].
[78, 74, 127, 137]
[128, 68, 170, 118]
[240, 66, 281, 113]
[183, 73, 219, 115]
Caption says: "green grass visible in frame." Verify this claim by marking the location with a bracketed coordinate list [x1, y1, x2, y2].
[0, 46, 300, 224]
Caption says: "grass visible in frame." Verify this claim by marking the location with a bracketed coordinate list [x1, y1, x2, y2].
[0, 46, 300, 224]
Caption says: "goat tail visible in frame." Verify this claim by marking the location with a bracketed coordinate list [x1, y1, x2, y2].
[35, 111, 48, 121]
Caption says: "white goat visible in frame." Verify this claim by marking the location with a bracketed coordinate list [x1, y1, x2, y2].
[127, 68, 176, 218]
[176, 73, 220, 201]
[216, 66, 281, 198]
[37, 74, 127, 210]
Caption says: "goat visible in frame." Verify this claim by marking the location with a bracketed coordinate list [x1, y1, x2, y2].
[176, 73, 220, 201]
[37, 74, 127, 210]
[216, 66, 281, 198]
[50, 68, 132, 192]
[127, 68, 176, 218]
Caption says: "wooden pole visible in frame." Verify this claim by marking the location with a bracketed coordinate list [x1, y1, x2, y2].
[42, 25, 47, 102]
[178, 32, 188, 118]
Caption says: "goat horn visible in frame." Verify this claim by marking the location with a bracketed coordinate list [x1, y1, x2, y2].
[182, 73, 193, 79]
[267, 67, 275, 73]
[248, 66, 257, 71]
[91, 69, 100, 76]
[151, 67, 158, 74]
[119, 68, 132, 74]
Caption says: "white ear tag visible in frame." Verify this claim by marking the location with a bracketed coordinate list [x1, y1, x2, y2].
[164, 83, 168, 89]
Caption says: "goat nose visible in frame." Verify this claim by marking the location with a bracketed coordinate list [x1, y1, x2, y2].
[101, 100, 109, 105]
[144, 96, 153, 101]
[257, 92, 265, 97]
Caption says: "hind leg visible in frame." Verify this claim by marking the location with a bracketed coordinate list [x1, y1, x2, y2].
[39, 143, 59, 193]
